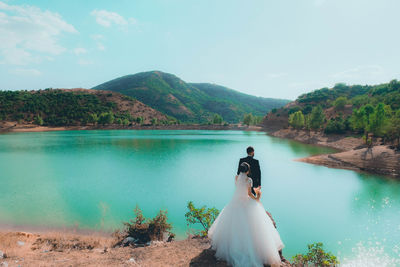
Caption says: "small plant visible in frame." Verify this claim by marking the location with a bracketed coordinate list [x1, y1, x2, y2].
[292, 242, 339, 267]
[114, 205, 173, 246]
[185, 201, 219, 237]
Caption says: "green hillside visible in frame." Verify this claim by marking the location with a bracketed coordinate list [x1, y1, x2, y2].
[0, 89, 169, 126]
[264, 80, 400, 145]
[93, 71, 290, 123]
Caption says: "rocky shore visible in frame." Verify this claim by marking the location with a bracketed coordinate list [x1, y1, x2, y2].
[267, 128, 400, 178]
[0, 231, 291, 267]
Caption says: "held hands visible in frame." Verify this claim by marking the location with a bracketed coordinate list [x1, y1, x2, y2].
[254, 186, 262, 200]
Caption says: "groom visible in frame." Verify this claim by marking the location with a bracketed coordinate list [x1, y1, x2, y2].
[237, 146, 261, 195]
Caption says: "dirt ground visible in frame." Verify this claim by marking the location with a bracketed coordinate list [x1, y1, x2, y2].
[0, 231, 291, 267]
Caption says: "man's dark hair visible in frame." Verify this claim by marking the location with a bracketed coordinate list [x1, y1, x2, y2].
[246, 146, 254, 154]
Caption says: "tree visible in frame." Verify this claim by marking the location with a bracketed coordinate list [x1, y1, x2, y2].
[324, 116, 346, 134]
[122, 118, 130, 126]
[212, 114, 223, 124]
[136, 117, 143, 125]
[385, 110, 400, 147]
[292, 243, 339, 267]
[369, 103, 386, 137]
[151, 118, 158, 125]
[243, 113, 254, 126]
[185, 201, 219, 237]
[289, 111, 305, 129]
[98, 112, 114, 125]
[34, 115, 43, 126]
[333, 96, 347, 110]
[310, 106, 325, 130]
[88, 113, 98, 125]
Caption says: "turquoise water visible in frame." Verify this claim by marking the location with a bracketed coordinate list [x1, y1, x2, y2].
[0, 130, 399, 264]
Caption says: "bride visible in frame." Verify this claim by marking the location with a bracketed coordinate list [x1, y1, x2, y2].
[208, 162, 284, 267]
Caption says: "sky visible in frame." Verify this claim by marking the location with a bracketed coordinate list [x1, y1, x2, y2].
[0, 0, 399, 100]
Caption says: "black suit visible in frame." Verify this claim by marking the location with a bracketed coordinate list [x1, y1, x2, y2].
[237, 156, 261, 194]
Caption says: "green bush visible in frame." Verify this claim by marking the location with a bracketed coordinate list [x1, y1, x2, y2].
[185, 201, 219, 237]
[292, 242, 339, 267]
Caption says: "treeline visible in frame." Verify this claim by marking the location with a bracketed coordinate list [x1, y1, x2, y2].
[281, 80, 400, 146]
[0, 89, 176, 126]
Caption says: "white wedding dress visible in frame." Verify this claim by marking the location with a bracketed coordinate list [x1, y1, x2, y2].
[208, 173, 284, 267]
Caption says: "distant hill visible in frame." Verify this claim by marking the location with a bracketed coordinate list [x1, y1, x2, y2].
[0, 88, 169, 126]
[263, 80, 400, 142]
[92, 71, 290, 123]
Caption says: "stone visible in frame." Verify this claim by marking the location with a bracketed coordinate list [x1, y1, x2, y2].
[16, 241, 25, 246]
[0, 251, 5, 259]
[122, 237, 136, 247]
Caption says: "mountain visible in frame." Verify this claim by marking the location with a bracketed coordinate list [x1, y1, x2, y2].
[0, 88, 169, 126]
[92, 71, 290, 123]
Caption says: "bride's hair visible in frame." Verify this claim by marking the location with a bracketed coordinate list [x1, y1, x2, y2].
[239, 162, 250, 173]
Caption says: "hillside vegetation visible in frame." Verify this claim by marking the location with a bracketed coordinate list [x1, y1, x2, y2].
[93, 71, 290, 123]
[264, 80, 400, 146]
[0, 89, 170, 127]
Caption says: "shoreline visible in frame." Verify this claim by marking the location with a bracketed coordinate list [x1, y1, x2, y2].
[265, 128, 400, 179]
[0, 121, 264, 134]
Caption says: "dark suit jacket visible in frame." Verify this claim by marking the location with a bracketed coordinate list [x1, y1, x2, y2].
[237, 156, 261, 189]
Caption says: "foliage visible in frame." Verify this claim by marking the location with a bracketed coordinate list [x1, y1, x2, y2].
[333, 96, 347, 110]
[98, 112, 114, 125]
[309, 105, 325, 130]
[292, 242, 339, 267]
[324, 116, 346, 134]
[289, 110, 305, 129]
[92, 71, 290, 123]
[243, 113, 254, 126]
[33, 115, 44, 126]
[185, 201, 220, 237]
[278, 79, 400, 144]
[115, 205, 173, 245]
[212, 114, 223, 124]
[151, 118, 158, 125]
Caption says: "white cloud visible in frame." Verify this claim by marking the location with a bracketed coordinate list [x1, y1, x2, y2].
[91, 9, 136, 28]
[0, 1, 77, 65]
[73, 47, 87, 55]
[10, 68, 41, 76]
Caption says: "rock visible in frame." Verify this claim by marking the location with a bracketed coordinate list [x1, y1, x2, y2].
[122, 237, 136, 247]
[0, 251, 5, 259]
[0, 262, 8, 267]
[16, 241, 25, 246]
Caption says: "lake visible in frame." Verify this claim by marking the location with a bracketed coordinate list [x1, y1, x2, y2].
[0, 130, 399, 265]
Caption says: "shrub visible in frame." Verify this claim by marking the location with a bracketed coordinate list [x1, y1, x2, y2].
[292, 242, 339, 267]
[114, 205, 173, 246]
[185, 201, 219, 237]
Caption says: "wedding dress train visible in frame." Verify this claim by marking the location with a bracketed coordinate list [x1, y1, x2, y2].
[208, 173, 284, 267]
